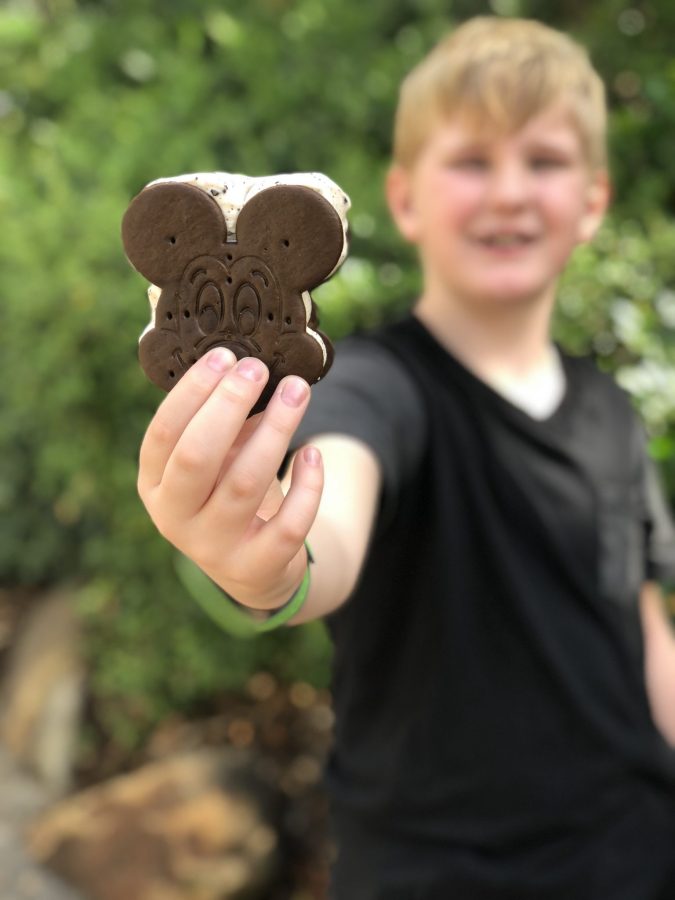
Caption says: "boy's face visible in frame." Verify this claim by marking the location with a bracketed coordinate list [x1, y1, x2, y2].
[387, 103, 610, 308]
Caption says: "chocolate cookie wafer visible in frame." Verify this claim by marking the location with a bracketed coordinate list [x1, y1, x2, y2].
[122, 171, 350, 414]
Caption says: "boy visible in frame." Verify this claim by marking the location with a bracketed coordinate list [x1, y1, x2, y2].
[137, 17, 675, 899]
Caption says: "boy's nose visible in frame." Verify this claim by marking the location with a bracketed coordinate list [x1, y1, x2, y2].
[487, 161, 530, 209]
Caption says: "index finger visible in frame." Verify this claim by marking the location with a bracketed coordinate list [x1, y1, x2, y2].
[138, 347, 237, 493]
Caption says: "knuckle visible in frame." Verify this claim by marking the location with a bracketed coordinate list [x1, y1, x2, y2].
[148, 416, 174, 448]
[216, 375, 251, 405]
[188, 364, 220, 395]
[173, 444, 209, 474]
[264, 410, 294, 441]
[279, 519, 307, 548]
[188, 375, 211, 397]
[227, 467, 260, 502]
[304, 477, 324, 499]
[291, 466, 323, 500]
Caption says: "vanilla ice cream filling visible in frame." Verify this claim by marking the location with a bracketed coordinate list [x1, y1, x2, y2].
[140, 171, 350, 368]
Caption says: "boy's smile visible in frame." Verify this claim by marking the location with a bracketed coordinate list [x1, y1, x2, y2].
[387, 104, 609, 310]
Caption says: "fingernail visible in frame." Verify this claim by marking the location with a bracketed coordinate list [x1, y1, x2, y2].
[237, 357, 265, 381]
[281, 377, 308, 407]
[206, 347, 235, 372]
[303, 445, 321, 466]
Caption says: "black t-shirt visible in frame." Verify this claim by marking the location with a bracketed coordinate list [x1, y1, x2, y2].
[289, 312, 675, 900]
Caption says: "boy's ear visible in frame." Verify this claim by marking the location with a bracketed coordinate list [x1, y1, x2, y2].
[576, 168, 612, 245]
[385, 164, 420, 244]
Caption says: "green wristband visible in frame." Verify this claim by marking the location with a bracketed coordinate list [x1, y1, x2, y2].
[175, 542, 314, 636]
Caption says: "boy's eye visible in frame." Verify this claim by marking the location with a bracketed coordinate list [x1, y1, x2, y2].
[530, 156, 569, 170]
[449, 157, 489, 171]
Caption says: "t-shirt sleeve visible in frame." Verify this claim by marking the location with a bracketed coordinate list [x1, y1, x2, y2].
[642, 448, 675, 587]
[286, 334, 426, 525]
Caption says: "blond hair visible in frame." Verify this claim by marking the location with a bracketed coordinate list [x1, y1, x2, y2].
[393, 17, 607, 171]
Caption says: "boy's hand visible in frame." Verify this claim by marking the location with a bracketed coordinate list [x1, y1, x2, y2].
[137, 347, 323, 609]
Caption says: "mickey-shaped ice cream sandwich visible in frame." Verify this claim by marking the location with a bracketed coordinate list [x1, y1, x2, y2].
[122, 171, 350, 415]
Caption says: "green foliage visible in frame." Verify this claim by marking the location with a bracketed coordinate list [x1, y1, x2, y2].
[555, 214, 675, 493]
[2, 0, 675, 750]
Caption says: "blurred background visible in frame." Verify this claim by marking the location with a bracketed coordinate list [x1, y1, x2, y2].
[1, 0, 675, 897]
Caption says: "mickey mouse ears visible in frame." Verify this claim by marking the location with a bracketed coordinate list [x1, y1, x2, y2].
[122, 181, 345, 291]
[237, 184, 345, 289]
[122, 183, 225, 285]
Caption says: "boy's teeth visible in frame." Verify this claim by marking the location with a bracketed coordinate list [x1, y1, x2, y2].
[487, 235, 527, 245]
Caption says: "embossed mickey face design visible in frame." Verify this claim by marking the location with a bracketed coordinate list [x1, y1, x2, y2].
[121, 182, 344, 413]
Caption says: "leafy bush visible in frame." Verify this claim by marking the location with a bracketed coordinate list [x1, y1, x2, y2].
[556, 215, 675, 487]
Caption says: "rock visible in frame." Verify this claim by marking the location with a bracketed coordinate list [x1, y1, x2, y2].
[0, 745, 84, 899]
[0, 588, 85, 795]
[26, 749, 283, 900]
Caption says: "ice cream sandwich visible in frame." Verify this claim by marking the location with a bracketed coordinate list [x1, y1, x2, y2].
[122, 171, 350, 414]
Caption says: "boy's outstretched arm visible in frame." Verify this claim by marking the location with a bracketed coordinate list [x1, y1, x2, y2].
[280, 433, 381, 624]
[137, 346, 381, 623]
[641, 581, 675, 747]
